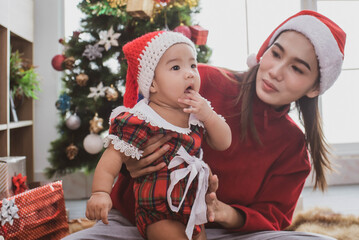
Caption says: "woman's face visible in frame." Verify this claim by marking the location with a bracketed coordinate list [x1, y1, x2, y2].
[256, 31, 320, 109]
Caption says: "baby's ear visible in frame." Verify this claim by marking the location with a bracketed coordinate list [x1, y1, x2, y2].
[150, 79, 157, 93]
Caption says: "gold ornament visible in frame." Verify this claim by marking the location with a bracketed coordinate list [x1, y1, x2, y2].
[107, 0, 127, 8]
[66, 143, 78, 160]
[64, 56, 75, 70]
[76, 73, 89, 86]
[89, 113, 104, 134]
[106, 84, 119, 101]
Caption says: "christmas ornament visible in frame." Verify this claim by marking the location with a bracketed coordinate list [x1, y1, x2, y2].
[89, 113, 104, 134]
[106, 84, 119, 101]
[63, 56, 75, 70]
[1, 198, 19, 226]
[107, 0, 127, 8]
[98, 26, 121, 51]
[51, 54, 66, 71]
[173, 25, 192, 39]
[55, 93, 71, 113]
[76, 73, 89, 86]
[82, 44, 105, 60]
[65, 113, 81, 130]
[88, 82, 108, 100]
[66, 144, 78, 160]
[12, 173, 28, 195]
[83, 133, 103, 154]
[126, 0, 154, 18]
[189, 25, 209, 45]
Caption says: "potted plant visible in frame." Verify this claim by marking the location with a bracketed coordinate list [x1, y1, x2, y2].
[10, 50, 40, 108]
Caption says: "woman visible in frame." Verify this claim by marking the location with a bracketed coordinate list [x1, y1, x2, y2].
[63, 10, 345, 240]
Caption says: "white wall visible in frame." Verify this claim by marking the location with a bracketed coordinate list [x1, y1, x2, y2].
[33, 0, 64, 177]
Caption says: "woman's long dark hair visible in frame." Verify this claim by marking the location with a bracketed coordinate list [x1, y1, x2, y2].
[222, 64, 331, 191]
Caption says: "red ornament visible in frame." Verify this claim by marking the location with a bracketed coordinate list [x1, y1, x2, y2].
[189, 25, 209, 45]
[173, 25, 192, 39]
[51, 54, 66, 71]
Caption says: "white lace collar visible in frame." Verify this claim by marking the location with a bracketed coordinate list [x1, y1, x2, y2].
[109, 99, 204, 134]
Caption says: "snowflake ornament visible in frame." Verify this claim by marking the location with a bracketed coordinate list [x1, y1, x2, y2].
[88, 82, 108, 100]
[1, 198, 20, 226]
[98, 26, 121, 51]
[82, 44, 105, 60]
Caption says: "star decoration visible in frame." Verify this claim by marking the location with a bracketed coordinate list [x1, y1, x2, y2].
[1, 198, 20, 226]
[88, 82, 108, 100]
[98, 26, 121, 51]
[82, 44, 105, 60]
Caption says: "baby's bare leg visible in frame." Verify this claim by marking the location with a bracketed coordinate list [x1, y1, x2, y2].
[147, 220, 187, 240]
[147, 220, 206, 240]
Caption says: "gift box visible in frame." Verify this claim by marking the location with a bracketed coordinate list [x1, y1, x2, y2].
[126, 0, 154, 18]
[0, 157, 27, 199]
[0, 181, 69, 240]
[189, 25, 209, 45]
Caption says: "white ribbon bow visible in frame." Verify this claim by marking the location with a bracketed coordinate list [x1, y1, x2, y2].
[167, 146, 209, 240]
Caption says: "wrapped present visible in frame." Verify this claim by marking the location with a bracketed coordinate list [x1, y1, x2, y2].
[0, 181, 69, 240]
[126, 0, 154, 18]
[0, 157, 27, 199]
[189, 25, 209, 45]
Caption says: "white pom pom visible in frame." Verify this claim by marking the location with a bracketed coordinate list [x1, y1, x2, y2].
[246, 53, 258, 68]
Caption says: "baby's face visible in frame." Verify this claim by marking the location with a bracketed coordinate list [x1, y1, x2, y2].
[150, 43, 200, 109]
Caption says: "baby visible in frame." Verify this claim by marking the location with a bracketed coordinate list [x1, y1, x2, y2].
[86, 31, 232, 240]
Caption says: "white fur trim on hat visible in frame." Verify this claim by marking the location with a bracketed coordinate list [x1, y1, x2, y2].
[246, 53, 258, 68]
[270, 15, 343, 95]
[137, 32, 197, 100]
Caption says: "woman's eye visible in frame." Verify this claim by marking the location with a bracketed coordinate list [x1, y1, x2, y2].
[191, 64, 197, 68]
[172, 65, 180, 70]
[272, 50, 280, 58]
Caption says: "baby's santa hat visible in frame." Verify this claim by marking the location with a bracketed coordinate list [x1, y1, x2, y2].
[247, 10, 346, 95]
[123, 30, 196, 108]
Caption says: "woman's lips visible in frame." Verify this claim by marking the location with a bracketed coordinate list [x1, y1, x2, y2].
[262, 79, 278, 92]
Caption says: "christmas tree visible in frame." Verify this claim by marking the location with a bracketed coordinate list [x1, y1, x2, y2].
[46, 0, 212, 177]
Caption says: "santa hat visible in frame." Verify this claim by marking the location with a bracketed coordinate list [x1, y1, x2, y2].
[123, 30, 196, 108]
[247, 10, 346, 95]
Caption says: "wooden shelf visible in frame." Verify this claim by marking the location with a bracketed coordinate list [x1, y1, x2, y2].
[0, 1, 34, 182]
[9, 120, 33, 129]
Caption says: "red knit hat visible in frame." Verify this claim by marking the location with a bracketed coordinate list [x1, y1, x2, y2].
[247, 10, 346, 95]
[123, 31, 196, 108]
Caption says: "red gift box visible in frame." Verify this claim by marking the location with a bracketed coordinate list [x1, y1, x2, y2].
[0, 181, 69, 240]
[189, 25, 209, 45]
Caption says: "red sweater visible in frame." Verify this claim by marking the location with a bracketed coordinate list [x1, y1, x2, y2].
[110, 64, 311, 232]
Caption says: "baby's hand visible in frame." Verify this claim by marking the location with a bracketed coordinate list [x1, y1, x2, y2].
[86, 192, 112, 224]
[178, 90, 214, 122]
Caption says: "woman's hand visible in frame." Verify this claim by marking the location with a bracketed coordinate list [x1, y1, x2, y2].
[124, 134, 173, 178]
[206, 172, 245, 229]
[206, 172, 220, 222]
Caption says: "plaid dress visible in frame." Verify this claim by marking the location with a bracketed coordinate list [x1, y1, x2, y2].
[105, 100, 204, 238]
